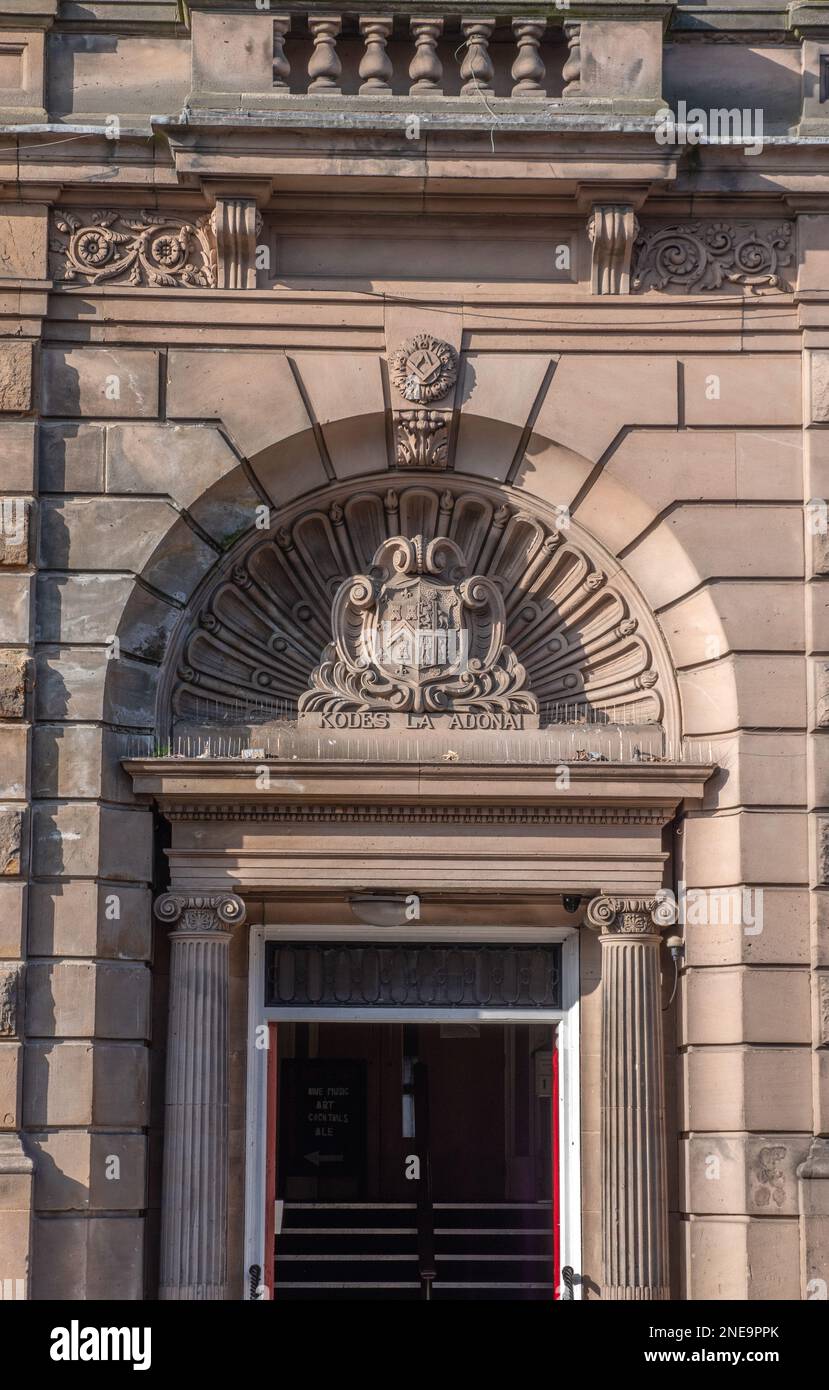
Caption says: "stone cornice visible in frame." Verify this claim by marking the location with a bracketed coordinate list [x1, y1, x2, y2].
[124, 757, 714, 816]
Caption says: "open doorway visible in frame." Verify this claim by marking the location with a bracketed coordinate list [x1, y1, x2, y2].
[268, 1021, 558, 1300]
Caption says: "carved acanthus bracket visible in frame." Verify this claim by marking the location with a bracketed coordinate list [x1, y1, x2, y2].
[588, 205, 639, 295]
[51, 209, 217, 287]
[632, 221, 795, 294]
[153, 893, 247, 933]
[585, 894, 674, 937]
[395, 409, 451, 469]
[210, 196, 263, 290]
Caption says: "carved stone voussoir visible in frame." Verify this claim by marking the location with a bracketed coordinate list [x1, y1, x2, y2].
[390, 334, 458, 404]
[51, 209, 217, 287]
[586, 894, 672, 936]
[395, 410, 450, 469]
[153, 892, 247, 933]
[632, 221, 794, 295]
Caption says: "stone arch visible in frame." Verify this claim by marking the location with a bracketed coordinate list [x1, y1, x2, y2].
[99, 353, 741, 751]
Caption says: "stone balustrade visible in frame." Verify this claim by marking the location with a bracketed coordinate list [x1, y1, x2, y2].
[190, 8, 665, 110]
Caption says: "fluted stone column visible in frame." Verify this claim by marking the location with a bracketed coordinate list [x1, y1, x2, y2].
[153, 892, 246, 1300]
[586, 894, 672, 1300]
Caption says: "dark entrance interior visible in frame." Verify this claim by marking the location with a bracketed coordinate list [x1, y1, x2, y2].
[271, 1021, 556, 1300]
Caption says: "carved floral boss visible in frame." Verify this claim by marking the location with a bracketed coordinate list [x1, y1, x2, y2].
[51, 210, 216, 287]
[298, 533, 538, 727]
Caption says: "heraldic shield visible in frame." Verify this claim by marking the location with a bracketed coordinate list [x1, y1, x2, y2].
[298, 535, 539, 720]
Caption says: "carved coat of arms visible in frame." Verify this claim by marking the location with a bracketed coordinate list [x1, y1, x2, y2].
[298, 535, 538, 722]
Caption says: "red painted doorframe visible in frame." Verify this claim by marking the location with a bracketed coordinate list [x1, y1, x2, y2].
[264, 1022, 278, 1298]
[552, 1025, 561, 1300]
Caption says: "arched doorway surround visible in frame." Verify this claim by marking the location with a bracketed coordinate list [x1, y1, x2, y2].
[122, 451, 712, 1301]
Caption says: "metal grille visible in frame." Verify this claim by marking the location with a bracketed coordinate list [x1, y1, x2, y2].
[264, 942, 562, 1010]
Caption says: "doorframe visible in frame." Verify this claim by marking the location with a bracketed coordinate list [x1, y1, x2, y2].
[243, 923, 581, 1299]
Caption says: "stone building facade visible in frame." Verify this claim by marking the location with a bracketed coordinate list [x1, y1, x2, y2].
[0, 0, 828, 1303]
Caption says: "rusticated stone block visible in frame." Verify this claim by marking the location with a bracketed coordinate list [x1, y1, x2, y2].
[816, 662, 829, 728]
[0, 204, 48, 280]
[31, 804, 152, 882]
[28, 881, 152, 961]
[0, 650, 29, 718]
[0, 882, 25, 958]
[33, 1214, 144, 1300]
[0, 725, 27, 800]
[28, 1130, 147, 1211]
[0, 342, 33, 413]
[0, 1041, 21, 1127]
[0, 573, 31, 643]
[39, 421, 105, 492]
[0, 962, 23, 1037]
[811, 351, 829, 424]
[25, 961, 150, 1040]
[106, 423, 262, 547]
[41, 347, 159, 419]
[24, 1040, 148, 1127]
[34, 647, 157, 726]
[0, 421, 35, 490]
[0, 808, 22, 876]
[0, 496, 30, 565]
[681, 1134, 811, 1216]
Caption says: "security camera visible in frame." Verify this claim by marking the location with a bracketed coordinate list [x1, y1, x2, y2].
[563, 895, 582, 914]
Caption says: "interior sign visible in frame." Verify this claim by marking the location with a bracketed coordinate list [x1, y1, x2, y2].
[281, 1059, 367, 1184]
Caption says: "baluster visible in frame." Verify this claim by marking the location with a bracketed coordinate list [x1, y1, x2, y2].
[460, 17, 495, 96]
[409, 17, 443, 94]
[511, 18, 546, 98]
[562, 21, 582, 96]
[273, 16, 291, 91]
[308, 15, 342, 93]
[359, 16, 394, 94]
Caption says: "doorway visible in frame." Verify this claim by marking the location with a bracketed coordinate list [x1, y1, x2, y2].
[268, 1021, 558, 1300]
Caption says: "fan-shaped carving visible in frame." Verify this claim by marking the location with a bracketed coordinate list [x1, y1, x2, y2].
[171, 481, 667, 729]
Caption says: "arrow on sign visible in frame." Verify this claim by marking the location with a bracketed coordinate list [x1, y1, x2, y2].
[305, 1152, 344, 1167]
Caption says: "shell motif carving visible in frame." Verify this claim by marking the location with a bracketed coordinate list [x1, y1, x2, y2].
[171, 482, 664, 728]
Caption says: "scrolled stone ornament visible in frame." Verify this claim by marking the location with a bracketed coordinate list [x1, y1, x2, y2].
[585, 894, 664, 935]
[632, 220, 794, 295]
[52, 209, 217, 287]
[153, 892, 247, 932]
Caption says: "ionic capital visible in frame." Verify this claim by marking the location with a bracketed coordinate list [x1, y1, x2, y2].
[585, 893, 672, 938]
[153, 892, 246, 934]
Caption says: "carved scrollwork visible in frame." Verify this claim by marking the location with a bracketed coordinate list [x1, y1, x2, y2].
[153, 893, 247, 932]
[51, 209, 217, 287]
[298, 534, 537, 720]
[585, 894, 667, 935]
[632, 221, 794, 295]
[0, 963, 23, 1037]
